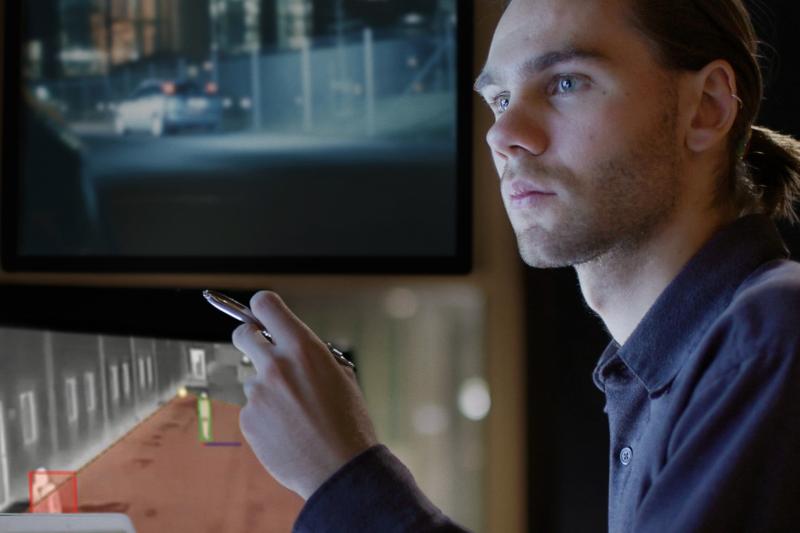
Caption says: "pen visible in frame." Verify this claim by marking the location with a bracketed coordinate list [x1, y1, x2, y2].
[202, 290, 356, 370]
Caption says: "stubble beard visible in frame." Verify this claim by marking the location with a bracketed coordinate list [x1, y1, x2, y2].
[511, 98, 681, 269]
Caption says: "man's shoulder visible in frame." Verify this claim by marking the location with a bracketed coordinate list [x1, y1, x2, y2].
[730, 257, 800, 333]
[673, 259, 800, 400]
[705, 258, 800, 371]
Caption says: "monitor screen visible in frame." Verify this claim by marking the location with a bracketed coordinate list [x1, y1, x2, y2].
[2, 0, 471, 273]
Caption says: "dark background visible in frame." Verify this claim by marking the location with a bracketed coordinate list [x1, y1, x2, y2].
[525, 1, 800, 530]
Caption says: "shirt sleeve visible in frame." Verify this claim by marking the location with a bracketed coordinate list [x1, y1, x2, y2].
[293, 444, 471, 533]
[633, 345, 800, 532]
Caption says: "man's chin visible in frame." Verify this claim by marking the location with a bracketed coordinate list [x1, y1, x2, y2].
[519, 253, 573, 269]
[517, 243, 575, 269]
[516, 231, 598, 269]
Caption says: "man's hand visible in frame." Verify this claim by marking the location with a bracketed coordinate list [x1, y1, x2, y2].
[231, 290, 379, 500]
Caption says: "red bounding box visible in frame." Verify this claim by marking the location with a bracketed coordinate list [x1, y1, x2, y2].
[28, 469, 78, 513]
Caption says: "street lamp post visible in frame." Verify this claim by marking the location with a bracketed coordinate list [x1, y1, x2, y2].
[363, 28, 375, 137]
[250, 44, 262, 131]
[210, 1, 220, 85]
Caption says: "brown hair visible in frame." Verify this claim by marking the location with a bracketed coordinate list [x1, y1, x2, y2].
[624, 0, 800, 223]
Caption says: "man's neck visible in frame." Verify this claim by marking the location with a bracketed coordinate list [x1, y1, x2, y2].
[575, 208, 738, 346]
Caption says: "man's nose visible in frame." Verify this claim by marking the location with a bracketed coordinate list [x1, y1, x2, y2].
[485, 104, 549, 161]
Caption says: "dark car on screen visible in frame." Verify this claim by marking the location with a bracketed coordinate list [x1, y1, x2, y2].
[114, 79, 222, 137]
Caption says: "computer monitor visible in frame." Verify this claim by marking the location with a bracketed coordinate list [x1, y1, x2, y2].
[1, 0, 472, 274]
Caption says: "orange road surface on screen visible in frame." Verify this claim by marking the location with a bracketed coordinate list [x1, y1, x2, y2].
[75, 396, 303, 533]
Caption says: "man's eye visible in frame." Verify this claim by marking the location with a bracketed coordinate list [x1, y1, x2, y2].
[498, 96, 510, 112]
[490, 95, 510, 113]
[549, 75, 588, 96]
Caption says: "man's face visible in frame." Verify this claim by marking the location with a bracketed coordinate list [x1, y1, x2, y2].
[477, 0, 684, 268]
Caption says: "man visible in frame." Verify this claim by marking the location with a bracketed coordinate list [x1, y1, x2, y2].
[232, 0, 800, 531]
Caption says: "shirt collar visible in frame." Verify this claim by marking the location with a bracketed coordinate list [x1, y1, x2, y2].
[593, 214, 790, 395]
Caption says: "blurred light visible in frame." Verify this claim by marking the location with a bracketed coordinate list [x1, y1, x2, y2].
[383, 288, 418, 319]
[240, 97, 252, 109]
[222, 97, 233, 109]
[58, 47, 104, 63]
[203, 61, 213, 71]
[412, 404, 450, 435]
[96, 102, 105, 111]
[162, 82, 176, 95]
[187, 65, 199, 78]
[26, 41, 42, 62]
[458, 377, 491, 421]
[288, 0, 309, 16]
[403, 13, 424, 25]
[205, 82, 218, 94]
[178, 386, 188, 398]
[406, 56, 419, 68]
[35, 86, 50, 101]
[245, 0, 260, 15]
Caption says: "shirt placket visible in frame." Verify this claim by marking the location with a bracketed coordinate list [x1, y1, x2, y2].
[603, 358, 650, 531]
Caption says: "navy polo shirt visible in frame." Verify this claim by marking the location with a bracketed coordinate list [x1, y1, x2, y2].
[294, 214, 800, 532]
[594, 214, 800, 532]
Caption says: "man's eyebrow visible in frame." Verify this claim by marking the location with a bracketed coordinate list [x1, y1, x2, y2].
[473, 46, 610, 93]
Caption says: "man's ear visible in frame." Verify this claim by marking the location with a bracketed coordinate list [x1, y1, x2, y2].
[683, 60, 740, 154]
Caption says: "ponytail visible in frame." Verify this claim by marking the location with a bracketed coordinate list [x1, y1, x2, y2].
[623, 0, 800, 224]
[742, 126, 800, 224]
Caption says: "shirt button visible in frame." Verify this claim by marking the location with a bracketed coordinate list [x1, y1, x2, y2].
[620, 446, 633, 466]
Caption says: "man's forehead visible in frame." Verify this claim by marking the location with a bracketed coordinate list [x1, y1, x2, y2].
[477, 0, 638, 89]
[494, 0, 629, 53]
[498, 0, 628, 32]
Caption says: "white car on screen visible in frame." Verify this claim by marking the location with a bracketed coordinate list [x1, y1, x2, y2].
[114, 79, 222, 137]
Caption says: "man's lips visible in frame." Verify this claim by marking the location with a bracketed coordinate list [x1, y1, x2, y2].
[503, 179, 557, 209]
[506, 179, 556, 199]
[509, 180, 555, 198]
